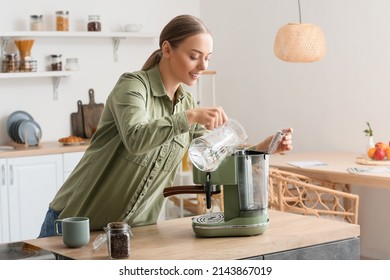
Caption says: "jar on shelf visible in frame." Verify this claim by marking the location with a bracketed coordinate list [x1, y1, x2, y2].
[30, 15, 44, 31]
[87, 15, 101, 32]
[2, 53, 18, 73]
[65, 58, 80, 71]
[20, 58, 37, 72]
[50, 54, 63, 71]
[56, 11, 69, 31]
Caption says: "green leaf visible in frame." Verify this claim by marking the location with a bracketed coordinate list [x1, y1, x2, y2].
[364, 122, 373, 137]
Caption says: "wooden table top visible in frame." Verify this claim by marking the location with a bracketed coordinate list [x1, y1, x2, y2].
[24, 210, 359, 260]
[270, 152, 390, 189]
[0, 141, 89, 158]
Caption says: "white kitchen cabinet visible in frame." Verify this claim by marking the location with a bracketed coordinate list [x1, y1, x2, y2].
[0, 158, 9, 243]
[63, 151, 84, 181]
[1, 154, 63, 242]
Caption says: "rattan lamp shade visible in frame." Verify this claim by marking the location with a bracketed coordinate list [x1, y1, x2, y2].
[274, 23, 326, 62]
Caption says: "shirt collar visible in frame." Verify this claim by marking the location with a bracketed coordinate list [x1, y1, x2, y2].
[146, 66, 185, 101]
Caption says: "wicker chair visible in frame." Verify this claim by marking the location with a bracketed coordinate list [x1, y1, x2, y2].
[268, 168, 359, 224]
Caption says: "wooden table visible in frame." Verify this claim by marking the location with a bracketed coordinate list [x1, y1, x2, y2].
[24, 210, 360, 260]
[270, 152, 390, 189]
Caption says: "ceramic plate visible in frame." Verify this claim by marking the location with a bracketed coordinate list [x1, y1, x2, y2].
[11, 119, 24, 143]
[7, 111, 34, 139]
[18, 120, 42, 146]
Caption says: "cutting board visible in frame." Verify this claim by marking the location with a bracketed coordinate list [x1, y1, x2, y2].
[70, 100, 86, 138]
[82, 89, 104, 138]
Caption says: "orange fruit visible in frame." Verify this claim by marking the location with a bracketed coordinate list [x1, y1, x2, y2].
[367, 147, 376, 159]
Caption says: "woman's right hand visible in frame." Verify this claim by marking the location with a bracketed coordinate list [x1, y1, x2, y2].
[186, 106, 228, 130]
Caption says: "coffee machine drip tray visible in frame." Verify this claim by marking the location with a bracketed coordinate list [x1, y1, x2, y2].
[192, 212, 269, 238]
[192, 213, 225, 225]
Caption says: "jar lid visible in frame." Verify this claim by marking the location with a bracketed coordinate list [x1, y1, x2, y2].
[50, 54, 62, 58]
[5, 53, 17, 57]
[56, 11, 69, 15]
[66, 58, 78, 63]
[88, 15, 100, 20]
[30, 15, 43, 19]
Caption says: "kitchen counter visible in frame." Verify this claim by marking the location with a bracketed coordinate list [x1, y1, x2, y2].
[24, 210, 360, 260]
[0, 141, 89, 158]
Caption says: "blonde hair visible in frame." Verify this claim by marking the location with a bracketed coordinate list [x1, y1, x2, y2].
[142, 15, 211, 71]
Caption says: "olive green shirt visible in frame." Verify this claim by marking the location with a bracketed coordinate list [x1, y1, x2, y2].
[50, 66, 205, 230]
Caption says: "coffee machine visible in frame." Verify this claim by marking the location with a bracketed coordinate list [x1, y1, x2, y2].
[164, 148, 270, 237]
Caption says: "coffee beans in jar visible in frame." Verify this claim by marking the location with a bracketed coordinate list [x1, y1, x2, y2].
[2, 53, 18, 73]
[50, 54, 62, 71]
[106, 222, 132, 259]
[56, 11, 69, 31]
[87, 15, 101, 32]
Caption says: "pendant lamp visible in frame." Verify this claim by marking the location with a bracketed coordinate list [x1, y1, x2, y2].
[274, 0, 326, 63]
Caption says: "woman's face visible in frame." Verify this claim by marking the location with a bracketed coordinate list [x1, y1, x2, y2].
[167, 33, 213, 86]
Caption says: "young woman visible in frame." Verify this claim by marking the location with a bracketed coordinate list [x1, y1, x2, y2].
[38, 15, 293, 237]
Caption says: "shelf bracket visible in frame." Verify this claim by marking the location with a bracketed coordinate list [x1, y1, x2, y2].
[0, 36, 10, 57]
[112, 37, 125, 62]
[52, 76, 61, 100]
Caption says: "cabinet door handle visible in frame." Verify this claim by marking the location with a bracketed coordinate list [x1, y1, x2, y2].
[1, 164, 5, 186]
[9, 165, 13, 186]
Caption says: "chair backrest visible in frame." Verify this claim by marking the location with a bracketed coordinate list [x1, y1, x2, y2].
[269, 168, 359, 224]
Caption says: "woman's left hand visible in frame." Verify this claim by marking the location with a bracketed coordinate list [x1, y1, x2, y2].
[256, 128, 293, 154]
[274, 128, 293, 153]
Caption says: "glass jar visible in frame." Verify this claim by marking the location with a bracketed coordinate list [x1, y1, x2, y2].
[50, 54, 62, 71]
[105, 222, 131, 259]
[30, 15, 44, 31]
[65, 58, 80, 71]
[2, 53, 18, 73]
[56, 11, 69, 31]
[87, 15, 101, 32]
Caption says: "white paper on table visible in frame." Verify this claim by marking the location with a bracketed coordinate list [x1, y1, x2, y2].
[287, 161, 328, 168]
[347, 167, 390, 173]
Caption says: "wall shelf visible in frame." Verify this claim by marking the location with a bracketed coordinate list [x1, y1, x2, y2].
[0, 71, 72, 79]
[0, 31, 157, 61]
[0, 31, 157, 38]
[0, 31, 157, 100]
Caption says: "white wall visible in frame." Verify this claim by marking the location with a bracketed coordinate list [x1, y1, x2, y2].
[200, 0, 390, 259]
[200, 0, 390, 153]
[0, 0, 200, 144]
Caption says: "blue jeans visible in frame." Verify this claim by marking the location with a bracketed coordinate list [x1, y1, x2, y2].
[38, 207, 61, 238]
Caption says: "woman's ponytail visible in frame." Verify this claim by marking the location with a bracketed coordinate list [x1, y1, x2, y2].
[141, 49, 162, 71]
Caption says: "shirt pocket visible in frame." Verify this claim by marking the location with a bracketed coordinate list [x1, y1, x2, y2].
[117, 145, 150, 166]
[163, 134, 189, 171]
